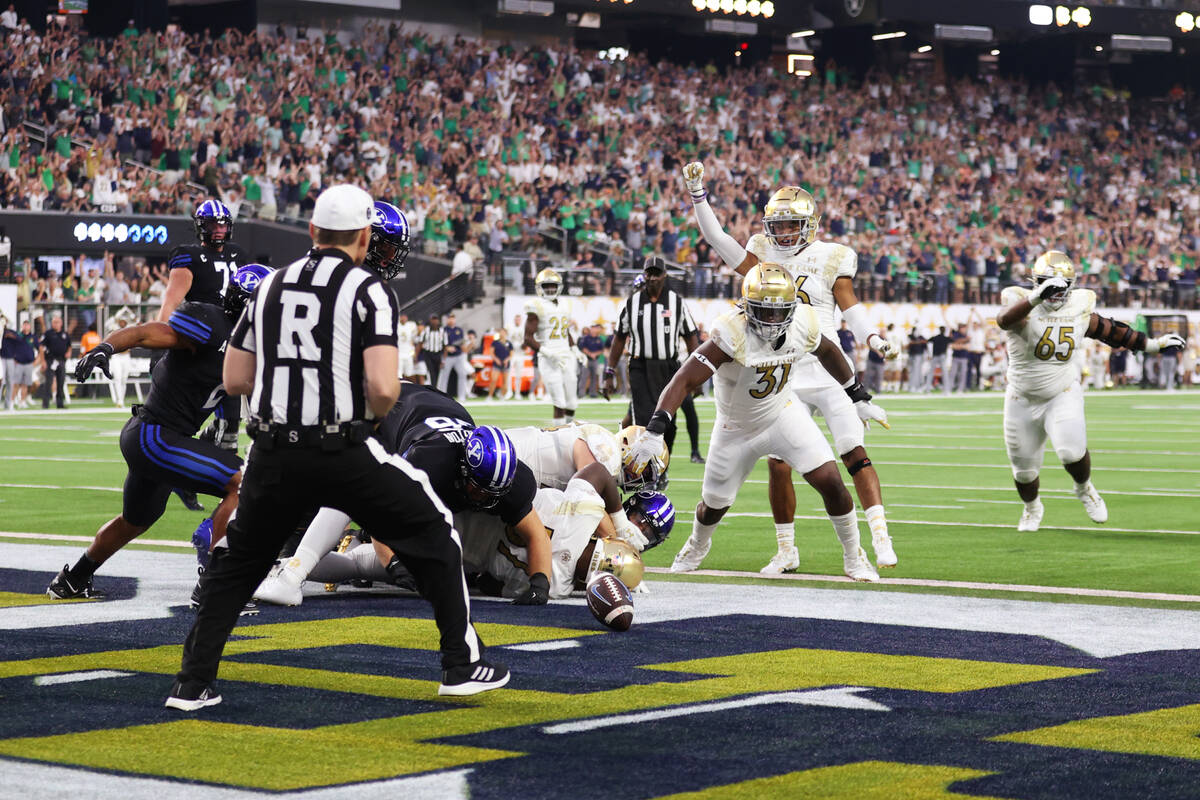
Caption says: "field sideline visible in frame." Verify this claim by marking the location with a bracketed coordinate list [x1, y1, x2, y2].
[1, 390, 1199, 798]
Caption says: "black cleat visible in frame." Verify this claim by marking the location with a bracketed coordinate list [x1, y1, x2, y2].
[438, 658, 511, 696]
[164, 679, 222, 711]
[690, 451, 705, 464]
[173, 489, 204, 512]
[47, 566, 106, 600]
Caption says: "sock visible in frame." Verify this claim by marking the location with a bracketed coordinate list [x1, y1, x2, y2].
[691, 519, 718, 547]
[287, 542, 325, 579]
[69, 553, 101, 580]
[864, 505, 888, 538]
[1073, 480, 1093, 495]
[564, 413, 575, 424]
[829, 510, 861, 558]
[1024, 497, 1042, 511]
[552, 415, 565, 427]
[774, 522, 795, 551]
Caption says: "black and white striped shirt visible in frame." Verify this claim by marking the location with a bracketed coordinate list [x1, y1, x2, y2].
[232, 247, 399, 425]
[422, 325, 446, 355]
[616, 288, 697, 360]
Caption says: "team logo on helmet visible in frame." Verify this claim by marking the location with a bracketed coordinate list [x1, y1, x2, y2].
[466, 436, 485, 468]
[462, 426, 518, 509]
[365, 201, 411, 280]
[223, 263, 272, 320]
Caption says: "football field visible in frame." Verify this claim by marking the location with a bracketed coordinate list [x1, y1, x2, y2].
[1, 391, 1199, 798]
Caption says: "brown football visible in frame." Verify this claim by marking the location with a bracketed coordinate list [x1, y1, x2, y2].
[586, 573, 634, 631]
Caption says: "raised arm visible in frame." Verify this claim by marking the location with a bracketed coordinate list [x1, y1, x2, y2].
[1086, 313, 1184, 354]
[683, 162, 757, 275]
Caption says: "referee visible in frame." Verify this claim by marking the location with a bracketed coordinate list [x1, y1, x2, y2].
[603, 256, 699, 454]
[169, 185, 508, 711]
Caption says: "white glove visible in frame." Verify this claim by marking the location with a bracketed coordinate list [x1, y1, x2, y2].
[1145, 333, 1185, 355]
[867, 333, 898, 361]
[855, 400, 890, 430]
[682, 161, 706, 201]
[575, 349, 588, 366]
[631, 581, 651, 595]
[627, 429, 666, 477]
[615, 518, 649, 552]
[1030, 276, 1069, 306]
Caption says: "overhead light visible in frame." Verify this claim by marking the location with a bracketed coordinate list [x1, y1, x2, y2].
[733, 0, 746, 13]
[1071, 6, 1091, 26]
[1176, 12, 1194, 33]
[760, 1, 773, 16]
[1029, 4, 1052, 26]
[720, 0, 733, 12]
[791, 53, 814, 60]
[916, 44, 932, 53]
[1055, 5, 1070, 26]
[795, 70, 811, 77]
[989, 48, 1000, 55]
[1094, 44, 1103, 51]
[935, 24, 993, 42]
[791, 29, 815, 38]
[692, 0, 705, 8]
[1110, 34, 1172, 52]
[872, 31, 906, 41]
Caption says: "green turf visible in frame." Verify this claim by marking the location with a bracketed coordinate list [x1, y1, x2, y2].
[2, 392, 1198, 598]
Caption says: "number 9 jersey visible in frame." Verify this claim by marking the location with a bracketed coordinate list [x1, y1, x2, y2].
[1000, 286, 1096, 401]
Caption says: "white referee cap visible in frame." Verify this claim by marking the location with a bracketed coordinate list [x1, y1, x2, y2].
[312, 184, 374, 231]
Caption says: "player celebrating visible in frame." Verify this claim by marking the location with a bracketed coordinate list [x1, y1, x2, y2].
[628, 264, 888, 582]
[996, 250, 1184, 531]
[524, 268, 579, 427]
[48, 264, 271, 600]
[683, 163, 897, 573]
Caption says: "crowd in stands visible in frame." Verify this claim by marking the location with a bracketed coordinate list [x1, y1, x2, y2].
[0, 14, 1198, 309]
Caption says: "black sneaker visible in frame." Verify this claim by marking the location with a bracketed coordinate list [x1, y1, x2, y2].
[173, 489, 204, 512]
[47, 566, 106, 600]
[438, 659, 510, 696]
[690, 451, 705, 464]
[164, 679, 222, 711]
[190, 567, 259, 616]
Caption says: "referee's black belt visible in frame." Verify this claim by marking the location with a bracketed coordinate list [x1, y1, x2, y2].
[247, 418, 374, 451]
[130, 404, 187, 436]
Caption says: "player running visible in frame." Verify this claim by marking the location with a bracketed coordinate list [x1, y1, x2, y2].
[996, 250, 1185, 531]
[524, 268, 580, 427]
[48, 264, 271, 600]
[683, 163, 897, 572]
[627, 264, 889, 582]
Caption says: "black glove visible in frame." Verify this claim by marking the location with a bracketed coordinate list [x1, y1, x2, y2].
[75, 343, 114, 382]
[512, 572, 549, 605]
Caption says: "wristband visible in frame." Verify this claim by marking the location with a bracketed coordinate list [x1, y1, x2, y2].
[645, 409, 672, 436]
[689, 190, 708, 204]
[842, 380, 872, 404]
[604, 367, 616, 376]
[96, 342, 114, 357]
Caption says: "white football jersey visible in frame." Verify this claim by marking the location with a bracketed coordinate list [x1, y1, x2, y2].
[1001, 286, 1096, 401]
[396, 320, 418, 356]
[506, 423, 621, 489]
[708, 304, 823, 429]
[524, 296, 573, 356]
[747, 235, 857, 338]
[455, 479, 605, 599]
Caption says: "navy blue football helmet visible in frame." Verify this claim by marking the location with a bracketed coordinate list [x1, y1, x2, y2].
[224, 263, 272, 321]
[462, 425, 518, 509]
[194, 199, 233, 248]
[364, 201, 411, 280]
[622, 490, 675, 550]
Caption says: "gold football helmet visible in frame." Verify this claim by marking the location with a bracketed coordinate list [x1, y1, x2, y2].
[1031, 250, 1075, 309]
[763, 186, 819, 250]
[586, 537, 644, 589]
[617, 425, 669, 491]
[535, 267, 562, 299]
[742, 263, 797, 340]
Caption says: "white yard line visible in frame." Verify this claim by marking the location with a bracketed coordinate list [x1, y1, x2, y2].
[0, 531, 191, 547]
[671, 511, 1200, 536]
[0, 437, 116, 446]
[645, 567, 1200, 603]
[2, 455, 124, 463]
[0, 483, 121, 492]
[889, 503, 964, 509]
[34, 670, 134, 686]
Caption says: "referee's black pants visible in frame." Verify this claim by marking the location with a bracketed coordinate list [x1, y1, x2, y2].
[629, 357, 680, 453]
[178, 435, 485, 691]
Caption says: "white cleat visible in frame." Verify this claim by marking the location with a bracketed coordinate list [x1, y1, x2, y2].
[1075, 484, 1108, 524]
[1017, 500, 1044, 532]
[670, 535, 712, 573]
[843, 546, 879, 582]
[253, 561, 305, 606]
[871, 530, 898, 568]
[760, 546, 800, 575]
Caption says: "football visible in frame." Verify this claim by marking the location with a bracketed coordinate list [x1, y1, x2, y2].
[586, 573, 634, 631]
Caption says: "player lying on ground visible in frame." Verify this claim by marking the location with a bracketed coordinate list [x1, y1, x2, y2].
[995, 250, 1184, 532]
[628, 264, 889, 582]
[684, 162, 897, 572]
[255, 384, 550, 605]
[48, 264, 271, 601]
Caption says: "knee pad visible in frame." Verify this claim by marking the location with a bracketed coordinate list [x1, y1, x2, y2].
[847, 457, 872, 476]
[1012, 466, 1040, 484]
[1056, 446, 1086, 466]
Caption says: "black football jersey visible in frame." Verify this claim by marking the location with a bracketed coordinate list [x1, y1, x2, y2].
[167, 242, 247, 307]
[142, 302, 231, 436]
[378, 383, 535, 525]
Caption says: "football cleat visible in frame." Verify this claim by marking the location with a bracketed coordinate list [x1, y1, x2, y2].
[871, 530, 898, 568]
[1075, 484, 1108, 524]
[690, 451, 705, 464]
[165, 680, 222, 711]
[47, 566, 106, 600]
[760, 546, 800, 575]
[843, 546, 879, 582]
[438, 659, 511, 696]
[254, 560, 305, 606]
[173, 488, 204, 512]
[1017, 500, 1044, 533]
[669, 534, 712, 573]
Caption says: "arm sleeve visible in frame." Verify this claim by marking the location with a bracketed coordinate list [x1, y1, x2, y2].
[168, 301, 228, 348]
[693, 197, 750, 269]
[839, 303, 876, 346]
[359, 278, 399, 349]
